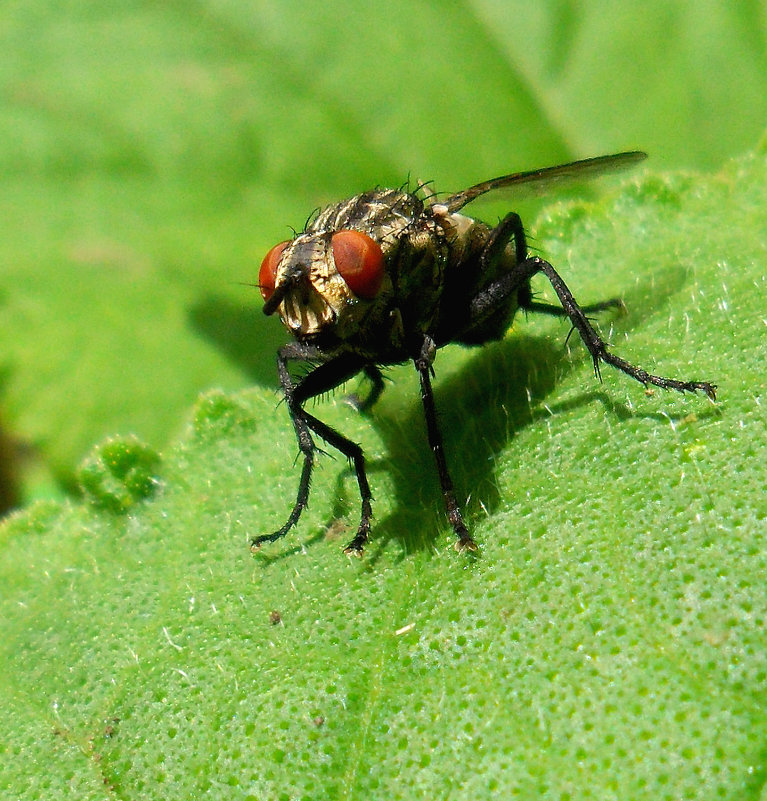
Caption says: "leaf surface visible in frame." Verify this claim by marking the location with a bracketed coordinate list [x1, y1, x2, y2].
[2, 146, 766, 799]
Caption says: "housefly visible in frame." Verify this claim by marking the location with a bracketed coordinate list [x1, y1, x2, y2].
[253, 152, 716, 555]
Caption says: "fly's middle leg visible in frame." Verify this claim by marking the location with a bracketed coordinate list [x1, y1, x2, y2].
[345, 364, 386, 413]
[415, 336, 478, 553]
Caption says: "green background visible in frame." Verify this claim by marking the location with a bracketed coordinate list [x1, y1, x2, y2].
[1, 2, 766, 799]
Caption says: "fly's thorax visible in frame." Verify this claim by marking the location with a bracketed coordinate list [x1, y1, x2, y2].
[430, 204, 516, 292]
[310, 188, 422, 244]
[430, 207, 494, 267]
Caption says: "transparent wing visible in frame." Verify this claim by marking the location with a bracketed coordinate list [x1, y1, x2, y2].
[442, 151, 647, 213]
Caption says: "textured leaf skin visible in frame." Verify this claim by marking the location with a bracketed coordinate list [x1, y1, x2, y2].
[1, 147, 766, 800]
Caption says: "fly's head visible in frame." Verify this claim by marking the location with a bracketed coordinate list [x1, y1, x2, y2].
[259, 228, 391, 342]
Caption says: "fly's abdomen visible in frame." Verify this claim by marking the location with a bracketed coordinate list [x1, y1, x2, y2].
[431, 214, 521, 346]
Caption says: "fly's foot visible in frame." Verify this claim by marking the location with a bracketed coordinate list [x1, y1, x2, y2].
[694, 382, 718, 401]
[343, 535, 366, 557]
[343, 393, 365, 412]
[250, 519, 295, 552]
[249, 534, 273, 551]
[343, 519, 371, 556]
[343, 542, 365, 558]
[249, 533, 277, 553]
[448, 509, 477, 553]
[454, 535, 479, 553]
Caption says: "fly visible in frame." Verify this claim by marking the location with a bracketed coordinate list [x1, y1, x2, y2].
[253, 152, 716, 556]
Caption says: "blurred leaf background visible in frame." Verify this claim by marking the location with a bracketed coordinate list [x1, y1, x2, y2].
[2, 3, 767, 800]
[0, 0, 765, 503]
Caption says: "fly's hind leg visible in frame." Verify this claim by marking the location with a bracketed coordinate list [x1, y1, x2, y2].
[469, 212, 717, 399]
[480, 210, 624, 318]
[527, 256, 716, 397]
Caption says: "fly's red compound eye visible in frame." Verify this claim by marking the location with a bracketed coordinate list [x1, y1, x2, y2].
[331, 230, 384, 298]
[259, 241, 289, 301]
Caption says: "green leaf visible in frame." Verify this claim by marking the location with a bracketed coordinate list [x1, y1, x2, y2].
[2, 2, 767, 501]
[2, 146, 766, 799]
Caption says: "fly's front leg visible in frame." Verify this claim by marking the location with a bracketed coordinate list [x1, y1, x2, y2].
[415, 336, 478, 553]
[251, 342, 322, 550]
[251, 345, 374, 553]
[294, 376, 375, 555]
[287, 351, 377, 555]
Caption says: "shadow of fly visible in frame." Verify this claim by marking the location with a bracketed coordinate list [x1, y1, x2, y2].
[253, 152, 716, 556]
